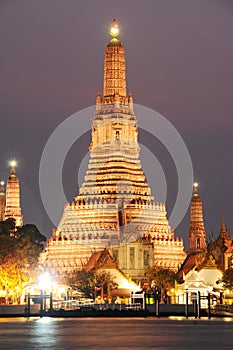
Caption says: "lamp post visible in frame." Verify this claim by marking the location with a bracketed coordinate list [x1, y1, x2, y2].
[38, 272, 53, 316]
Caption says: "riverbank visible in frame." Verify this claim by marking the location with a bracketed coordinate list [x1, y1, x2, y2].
[0, 303, 212, 318]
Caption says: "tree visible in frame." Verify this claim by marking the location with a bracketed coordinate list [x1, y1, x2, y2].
[15, 224, 46, 267]
[63, 270, 96, 297]
[145, 266, 177, 289]
[221, 268, 233, 290]
[0, 220, 46, 303]
[144, 266, 177, 303]
[0, 218, 16, 236]
[62, 269, 118, 300]
[95, 270, 118, 297]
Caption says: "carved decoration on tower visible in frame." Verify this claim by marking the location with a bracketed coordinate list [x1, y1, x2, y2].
[4, 161, 23, 227]
[188, 182, 206, 252]
[0, 181, 6, 221]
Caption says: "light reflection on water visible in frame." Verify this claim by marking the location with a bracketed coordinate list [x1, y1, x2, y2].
[0, 317, 232, 350]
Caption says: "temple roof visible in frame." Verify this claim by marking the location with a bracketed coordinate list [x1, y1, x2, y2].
[196, 251, 220, 271]
[84, 248, 118, 271]
[177, 250, 206, 279]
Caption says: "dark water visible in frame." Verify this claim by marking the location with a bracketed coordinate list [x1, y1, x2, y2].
[0, 317, 232, 350]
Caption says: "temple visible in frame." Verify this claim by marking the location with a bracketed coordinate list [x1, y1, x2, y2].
[0, 181, 6, 221]
[178, 184, 233, 279]
[1, 161, 23, 227]
[188, 183, 206, 252]
[39, 20, 186, 278]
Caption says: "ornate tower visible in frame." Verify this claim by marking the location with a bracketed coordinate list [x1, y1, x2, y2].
[218, 214, 230, 241]
[210, 214, 232, 270]
[40, 20, 186, 274]
[103, 19, 126, 100]
[4, 161, 23, 227]
[0, 181, 6, 221]
[189, 183, 206, 252]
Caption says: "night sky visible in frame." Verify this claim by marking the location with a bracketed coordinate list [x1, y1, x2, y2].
[0, 0, 232, 249]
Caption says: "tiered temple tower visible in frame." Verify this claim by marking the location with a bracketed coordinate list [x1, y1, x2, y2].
[40, 20, 186, 274]
[178, 186, 233, 278]
[0, 181, 6, 221]
[210, 214, 233, 270]
[188, 183, 206, 252]
[4, 161, 23, 227]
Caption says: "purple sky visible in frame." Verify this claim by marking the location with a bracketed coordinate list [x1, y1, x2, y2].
[0, 0, 233, 248]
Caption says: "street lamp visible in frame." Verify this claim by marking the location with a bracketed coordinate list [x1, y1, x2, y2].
[38, 272, 53, 315]
[38, 272, 52, 291]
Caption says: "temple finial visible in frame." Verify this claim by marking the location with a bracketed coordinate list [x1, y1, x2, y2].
[110, 18, 119, 38]
[10, 160, 17, 176]
[221, 210, 225, 229]
[104, 18, 126, 99]
[219, 210, 230, 240]
[0, 181, 4, 192]
[220, 210, 227, 235]
[193, 182, 199, 194]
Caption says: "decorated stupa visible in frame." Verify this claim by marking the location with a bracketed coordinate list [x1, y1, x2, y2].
[40, 20, 186, 275]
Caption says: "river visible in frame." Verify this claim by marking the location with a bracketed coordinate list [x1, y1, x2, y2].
[0, 317, 232, 349]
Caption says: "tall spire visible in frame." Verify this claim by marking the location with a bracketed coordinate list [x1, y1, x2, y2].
[189, 182, 206, 252]
[10, 160, 16, 176]
[218, 212, 230, 240]
[103, 19, 126, 100]
[0, 181, 6, 221]
[4, 160, 23, 227]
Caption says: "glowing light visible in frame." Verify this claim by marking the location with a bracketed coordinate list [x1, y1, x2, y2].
[110, 19, 119, 38]
[193, 182, 198, 188]
[0, 181, 4, 186]
[10, 160, 17, 167]
[38, 272, 52, 291]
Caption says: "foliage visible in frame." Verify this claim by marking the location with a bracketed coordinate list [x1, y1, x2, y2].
[144, 266, 177, 303]
[63, 270, 95, 297]
[62, 269, 118, 298]
[145, 266, 177, 289]
[0, 219, 46, 302]
[221, 268, 233, 290]
[95, 270, 118, 294]
[0, 218, 16, 236]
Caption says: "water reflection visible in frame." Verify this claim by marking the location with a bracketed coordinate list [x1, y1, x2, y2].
[0, 317, 232, 350]
[30, 318, 61, 349]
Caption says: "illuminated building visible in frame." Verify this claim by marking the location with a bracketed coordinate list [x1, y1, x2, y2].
[0, 181, 6, 221]
[2, 161, 23, 227]
[210, 215, 233, 271]
[189, 183, 206, 252]
[178, 184, 233, 285]
[40, 20, 186, 276]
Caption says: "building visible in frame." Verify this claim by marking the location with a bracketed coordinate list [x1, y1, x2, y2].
[84, 248, 140, 300]
[40, 20, 186, 276]
[178, 183, 233, 286]
[0, 161, 23, 227]
[175, 269, 218, 305]
[0, 181, 6, 221]
[189, 182, 206, 253]
[210, 215, 233, 271]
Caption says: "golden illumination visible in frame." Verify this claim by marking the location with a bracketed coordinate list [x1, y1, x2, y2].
[193, 182, 198, 188]
[38, 272, 52, 291]
[39, 19, 187, 276]
[0, 181, 4, 186]
[110, 19, 119, 37]
[10, 160, 17, 168]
